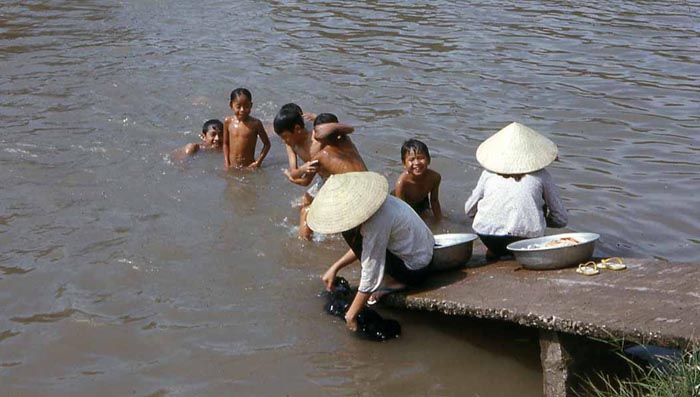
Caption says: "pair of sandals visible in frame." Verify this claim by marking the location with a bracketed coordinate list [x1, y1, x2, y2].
[576, 257, 627, 276]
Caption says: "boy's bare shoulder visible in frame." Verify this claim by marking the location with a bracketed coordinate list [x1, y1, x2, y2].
[246, 116, 264, 128]
[427, 169, 442, 185]
[184, 142, 199, 155]
[396, 171, 411, 183]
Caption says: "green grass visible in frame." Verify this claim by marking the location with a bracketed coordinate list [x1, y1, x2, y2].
[578, 348, 700, 397]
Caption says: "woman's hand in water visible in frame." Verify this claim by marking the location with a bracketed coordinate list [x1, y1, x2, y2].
[344, 291, 370, 332]
[344, 313, 358, 331]
[321, 268, 337, 292]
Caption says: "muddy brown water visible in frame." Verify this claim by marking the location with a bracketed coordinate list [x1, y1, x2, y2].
[1, 1, 698, 396]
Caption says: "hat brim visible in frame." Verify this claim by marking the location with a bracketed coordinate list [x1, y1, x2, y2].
[307, 172, 389, 234]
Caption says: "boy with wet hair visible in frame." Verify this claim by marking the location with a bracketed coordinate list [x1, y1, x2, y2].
[223, 88, 271, 169]
[309, 113, 367, 179]
[394, 139, 442, 220]
[278, 102, 317, 122]
[171, 119, 224, 161]
[273, 110, 367, 239]
[296, 113, 367, 240]
[274, 105, 318, 184]
[274, 105, 320, 239]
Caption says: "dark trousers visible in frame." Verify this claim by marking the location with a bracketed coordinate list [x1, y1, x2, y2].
[342, 228, 431, 287]
[478, 234, 526, 257]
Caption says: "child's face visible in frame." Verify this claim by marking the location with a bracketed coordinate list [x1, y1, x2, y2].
[278, 125, 302, 146]
[201, 126, 222, 147]
[278, 130, 294, 146]
[230, 95, 252, 121]
[403, 150, 430, 176]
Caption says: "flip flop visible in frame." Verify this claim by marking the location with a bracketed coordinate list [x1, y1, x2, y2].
[367, 286, 406, 306]
[596, 257, 627, 271]
[576, 261, 600, 276]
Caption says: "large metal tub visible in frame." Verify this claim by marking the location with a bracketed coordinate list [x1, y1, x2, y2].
[506, 232, 599, 270]
[432, 233, 478, 271]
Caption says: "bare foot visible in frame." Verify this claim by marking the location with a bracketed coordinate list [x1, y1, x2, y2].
[368, 281, 407, 305]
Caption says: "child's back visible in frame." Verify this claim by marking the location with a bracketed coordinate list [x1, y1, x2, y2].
[311, 114, 367, 178]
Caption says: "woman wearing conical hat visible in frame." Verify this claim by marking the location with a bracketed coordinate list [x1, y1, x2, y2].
[307, 172, 434, 331]
[464, 122, 568, 260]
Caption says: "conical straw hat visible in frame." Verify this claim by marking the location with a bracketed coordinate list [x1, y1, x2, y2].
[307, 172, 389, 234]
[476, 122, 558, 174]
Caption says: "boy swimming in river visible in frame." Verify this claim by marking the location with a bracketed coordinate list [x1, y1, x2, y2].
[171, 119, 223, 162]
[274, 104, 316, 184]
[309, 113, 367, 178]
[223, 88, 271, 169]
[394, 139, 442, 220]
[273, 111, 367, 239]
[274, 105, 321, 239]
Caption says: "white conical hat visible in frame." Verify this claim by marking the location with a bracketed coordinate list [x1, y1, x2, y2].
[476, 122, 558, 174]
[307, 172, 389, 234]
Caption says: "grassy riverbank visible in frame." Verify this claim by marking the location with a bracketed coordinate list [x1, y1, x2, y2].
[579, 348, 700, 397]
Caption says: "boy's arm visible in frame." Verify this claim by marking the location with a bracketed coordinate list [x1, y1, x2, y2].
[283, 159, 318, 186]
[249, 121, 271, 168]
[314, 123, 354, 139]
[184, 143, 199, 155]
[222, 118, 231, 169]
[394, 173, 407, 200]
[430, 172, 442, 220]
[288, 158, 318, 179]
[285, 145, 298, 171]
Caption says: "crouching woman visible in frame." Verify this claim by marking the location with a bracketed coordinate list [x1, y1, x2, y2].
[308, 172, 434, 331]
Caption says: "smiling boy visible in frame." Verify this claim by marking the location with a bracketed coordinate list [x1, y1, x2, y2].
[223, 88, 271, 169]
[171, 119, 224, 162]
[273, 110, 367, 239]
[394, 139, 442, 220]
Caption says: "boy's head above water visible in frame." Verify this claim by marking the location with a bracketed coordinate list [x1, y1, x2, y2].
[313, 113, 339, 127]
[273, 107, 305, 144]
[201, 119, 223, 147]
[312, 113, 343, 141]
[280, 102, 303, 116]
[401, 139, 431, 175]
[229, 88, 253, 121]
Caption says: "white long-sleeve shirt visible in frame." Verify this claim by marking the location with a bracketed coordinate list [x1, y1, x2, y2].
[464, 169, 567, 238]
[358, 196, 434, 293]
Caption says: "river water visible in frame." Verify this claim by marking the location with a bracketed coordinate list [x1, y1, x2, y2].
[1, 1, 698, 396]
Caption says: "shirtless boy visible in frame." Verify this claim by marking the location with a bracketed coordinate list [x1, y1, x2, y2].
[223, 88, 271, 169]
[273, 110, 366, 239]
[309, 113, 367, 179]
[273, 106, 320, 239]
[171, 119, 223, 162]
[394, 139, 442, 220]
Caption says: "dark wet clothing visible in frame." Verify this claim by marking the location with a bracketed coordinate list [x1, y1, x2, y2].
[410, 196, 431, 214]
[321, 277, 401, 341]
[342, 227, 432, 289]
[477, 234, 526, 257]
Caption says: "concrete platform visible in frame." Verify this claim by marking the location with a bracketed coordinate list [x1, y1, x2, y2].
[382, 247, 700, 396]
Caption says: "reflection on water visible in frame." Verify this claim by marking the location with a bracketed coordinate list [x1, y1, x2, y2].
[1, 0, 699, 395]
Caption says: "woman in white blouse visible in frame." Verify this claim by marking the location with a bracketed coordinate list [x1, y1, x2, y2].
[465, 122, 568, 260]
